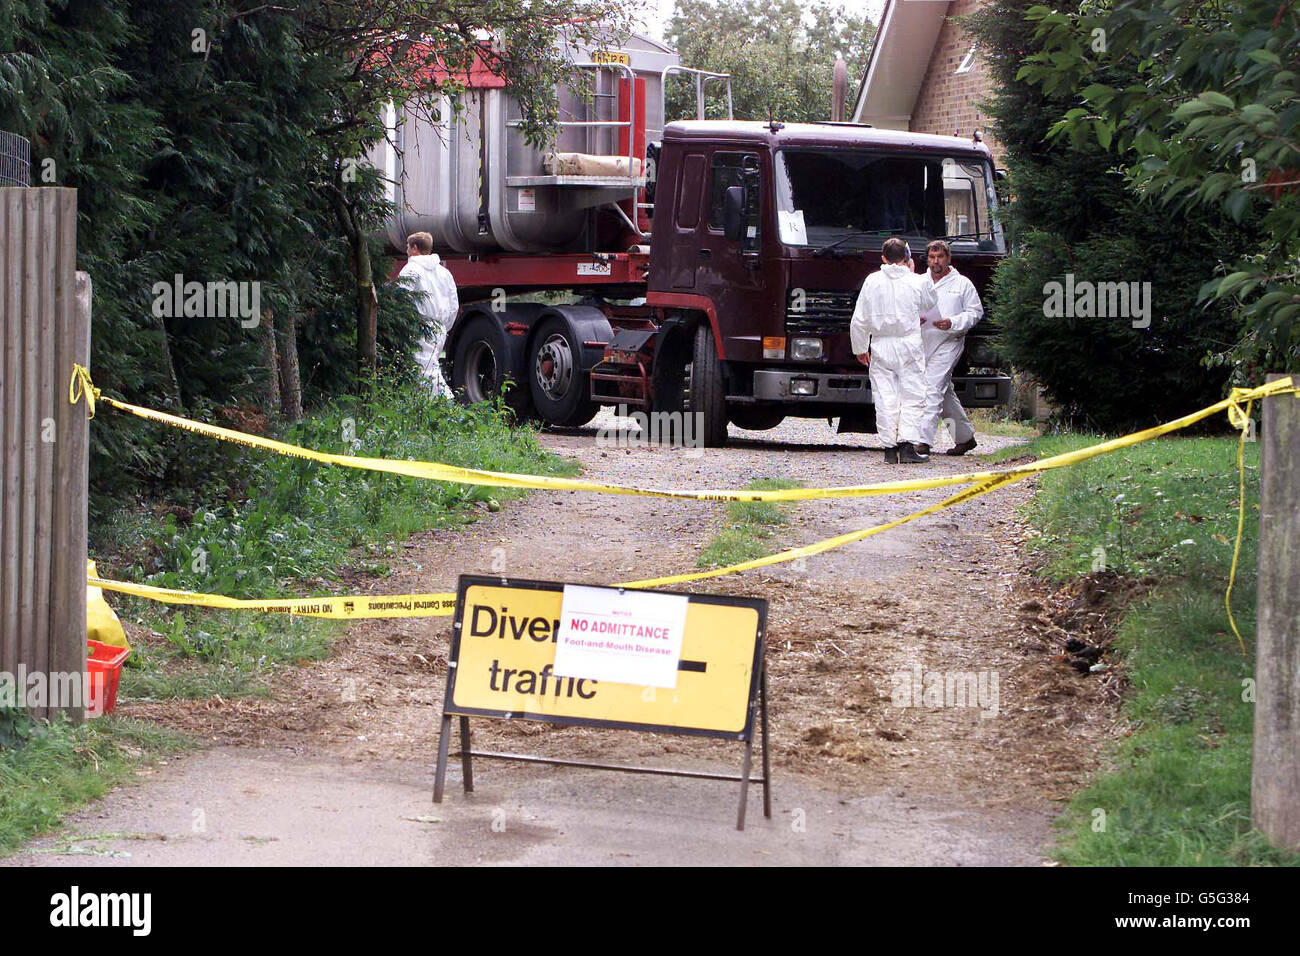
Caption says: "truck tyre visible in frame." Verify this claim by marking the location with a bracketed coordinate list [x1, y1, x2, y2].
[450, 315, 534, 420]
[528, 317, 599, 428]
[729, 408, 786, 431]
[689, 324, 729, 447]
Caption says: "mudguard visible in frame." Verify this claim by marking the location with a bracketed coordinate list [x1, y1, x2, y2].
[528, 305, 615, 372]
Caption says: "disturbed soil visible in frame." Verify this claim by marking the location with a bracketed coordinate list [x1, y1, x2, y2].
[14, 414, 1128, 866]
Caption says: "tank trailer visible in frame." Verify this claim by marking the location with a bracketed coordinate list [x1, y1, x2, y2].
[375, 33, 1012, 445]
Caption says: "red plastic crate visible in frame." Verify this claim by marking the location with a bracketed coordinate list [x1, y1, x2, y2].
[86, 640, 130, 717]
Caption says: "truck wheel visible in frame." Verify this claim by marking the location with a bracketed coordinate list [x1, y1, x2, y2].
[729, 408, 786, 431]
[689, 324, 728, 447]
[528, 317, 598, 428]
[451, 315, 533, 420]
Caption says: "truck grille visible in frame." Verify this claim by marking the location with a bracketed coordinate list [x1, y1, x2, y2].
[786, 289, 855, 334]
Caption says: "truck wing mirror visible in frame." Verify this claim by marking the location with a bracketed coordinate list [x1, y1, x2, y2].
[723, 185, 746, 242]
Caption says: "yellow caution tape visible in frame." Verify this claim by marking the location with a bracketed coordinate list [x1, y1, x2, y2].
[1224, 397, 1254, 655]
[614, 472, 1027, 589]
[88, 474, 1025, 618]
[66, 366, 1297, 504]
[88, 575, 458, 619]
[76, 364, 1296, 624]
[69, 364, 98, 418]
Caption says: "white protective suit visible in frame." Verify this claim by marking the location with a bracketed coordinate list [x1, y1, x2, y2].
[399, 253, 459, 398]
[919, 266, 984, 446]
[850, 263, 938, 446]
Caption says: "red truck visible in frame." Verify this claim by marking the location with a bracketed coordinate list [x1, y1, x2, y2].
[377, 34, 1011, 445]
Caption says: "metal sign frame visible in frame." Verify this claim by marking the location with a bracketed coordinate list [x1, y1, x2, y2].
[434, 574, 771, 829]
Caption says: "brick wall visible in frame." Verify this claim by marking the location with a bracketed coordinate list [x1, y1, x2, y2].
[910, 0, 1001, 163]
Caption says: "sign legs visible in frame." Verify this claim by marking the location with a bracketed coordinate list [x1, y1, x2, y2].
[433, 714, 452, 804]
[459, 715, 475, 793]
[737, 665, 772, 830]
[760, 664, 772, 819]
[436, 668, 771, 828]
[737, 736, 754, 830]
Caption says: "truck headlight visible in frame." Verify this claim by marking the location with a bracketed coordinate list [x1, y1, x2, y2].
[790, 337, 824, 360]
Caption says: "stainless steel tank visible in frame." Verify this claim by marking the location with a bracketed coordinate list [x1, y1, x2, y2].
[374, 33, 683, 255]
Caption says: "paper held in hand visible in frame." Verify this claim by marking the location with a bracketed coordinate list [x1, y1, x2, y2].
[553, 584, 689, 689]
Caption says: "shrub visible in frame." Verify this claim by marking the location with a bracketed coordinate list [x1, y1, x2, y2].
[967, 0, 1255, 431]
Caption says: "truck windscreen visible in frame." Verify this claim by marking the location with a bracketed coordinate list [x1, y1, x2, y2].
[775, 150, 1004, 253]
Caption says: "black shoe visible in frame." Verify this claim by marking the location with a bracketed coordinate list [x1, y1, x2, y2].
[884, 445, 899, 464]
[898, 441, 929, 463]
[946, 438, 978, 456]
[915, 443, 931, 456]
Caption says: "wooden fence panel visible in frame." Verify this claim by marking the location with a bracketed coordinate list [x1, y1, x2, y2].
[1, 192, 20, 679]
[0, 186, 86, 720]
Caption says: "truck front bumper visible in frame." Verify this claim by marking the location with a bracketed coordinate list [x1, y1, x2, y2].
[750, 370, 870, 404]
[748, 369, 1013, 409]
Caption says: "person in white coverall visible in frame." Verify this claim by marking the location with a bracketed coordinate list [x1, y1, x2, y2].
[398, 231, 457, 398]
[918, 240, 983, 456]
[851, 237, 938, 464]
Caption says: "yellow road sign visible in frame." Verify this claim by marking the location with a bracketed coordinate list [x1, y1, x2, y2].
[445, 577, 766, 739]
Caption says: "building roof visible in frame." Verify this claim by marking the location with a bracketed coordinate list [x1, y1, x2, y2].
[851, 0, 952, 129]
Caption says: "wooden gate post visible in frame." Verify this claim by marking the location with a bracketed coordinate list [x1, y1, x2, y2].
[1252, 372, 1300, 848]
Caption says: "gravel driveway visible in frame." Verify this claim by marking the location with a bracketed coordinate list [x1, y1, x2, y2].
[9, 412, 1115, 866]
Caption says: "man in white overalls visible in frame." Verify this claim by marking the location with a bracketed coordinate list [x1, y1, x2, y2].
[399, 231, 458, 398]
[918, 240, 984, 456]
[851, 238, 938, 464]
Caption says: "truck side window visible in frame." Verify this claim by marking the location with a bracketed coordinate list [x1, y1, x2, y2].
[676, 153, 707, 231]
[708, 152, 760, 239]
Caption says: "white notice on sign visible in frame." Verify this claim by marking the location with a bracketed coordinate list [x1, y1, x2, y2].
[553, 585, 689, 688]
[517, 188, 536, 213]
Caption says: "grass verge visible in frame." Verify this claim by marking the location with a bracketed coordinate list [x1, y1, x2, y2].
[1000, 430, 1299, 865]
[967, 408, 1041, 438]
[92, 380, 578, 700]
[0, 711, 187, 856]
[697, 478, 802, 568]
[4, 380, 565, 855]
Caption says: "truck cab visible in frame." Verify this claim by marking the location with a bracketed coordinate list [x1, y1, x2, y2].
[644, 121, 1011, 436]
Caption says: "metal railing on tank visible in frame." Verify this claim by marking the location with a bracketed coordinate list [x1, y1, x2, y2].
[0, 131, 31, 187]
